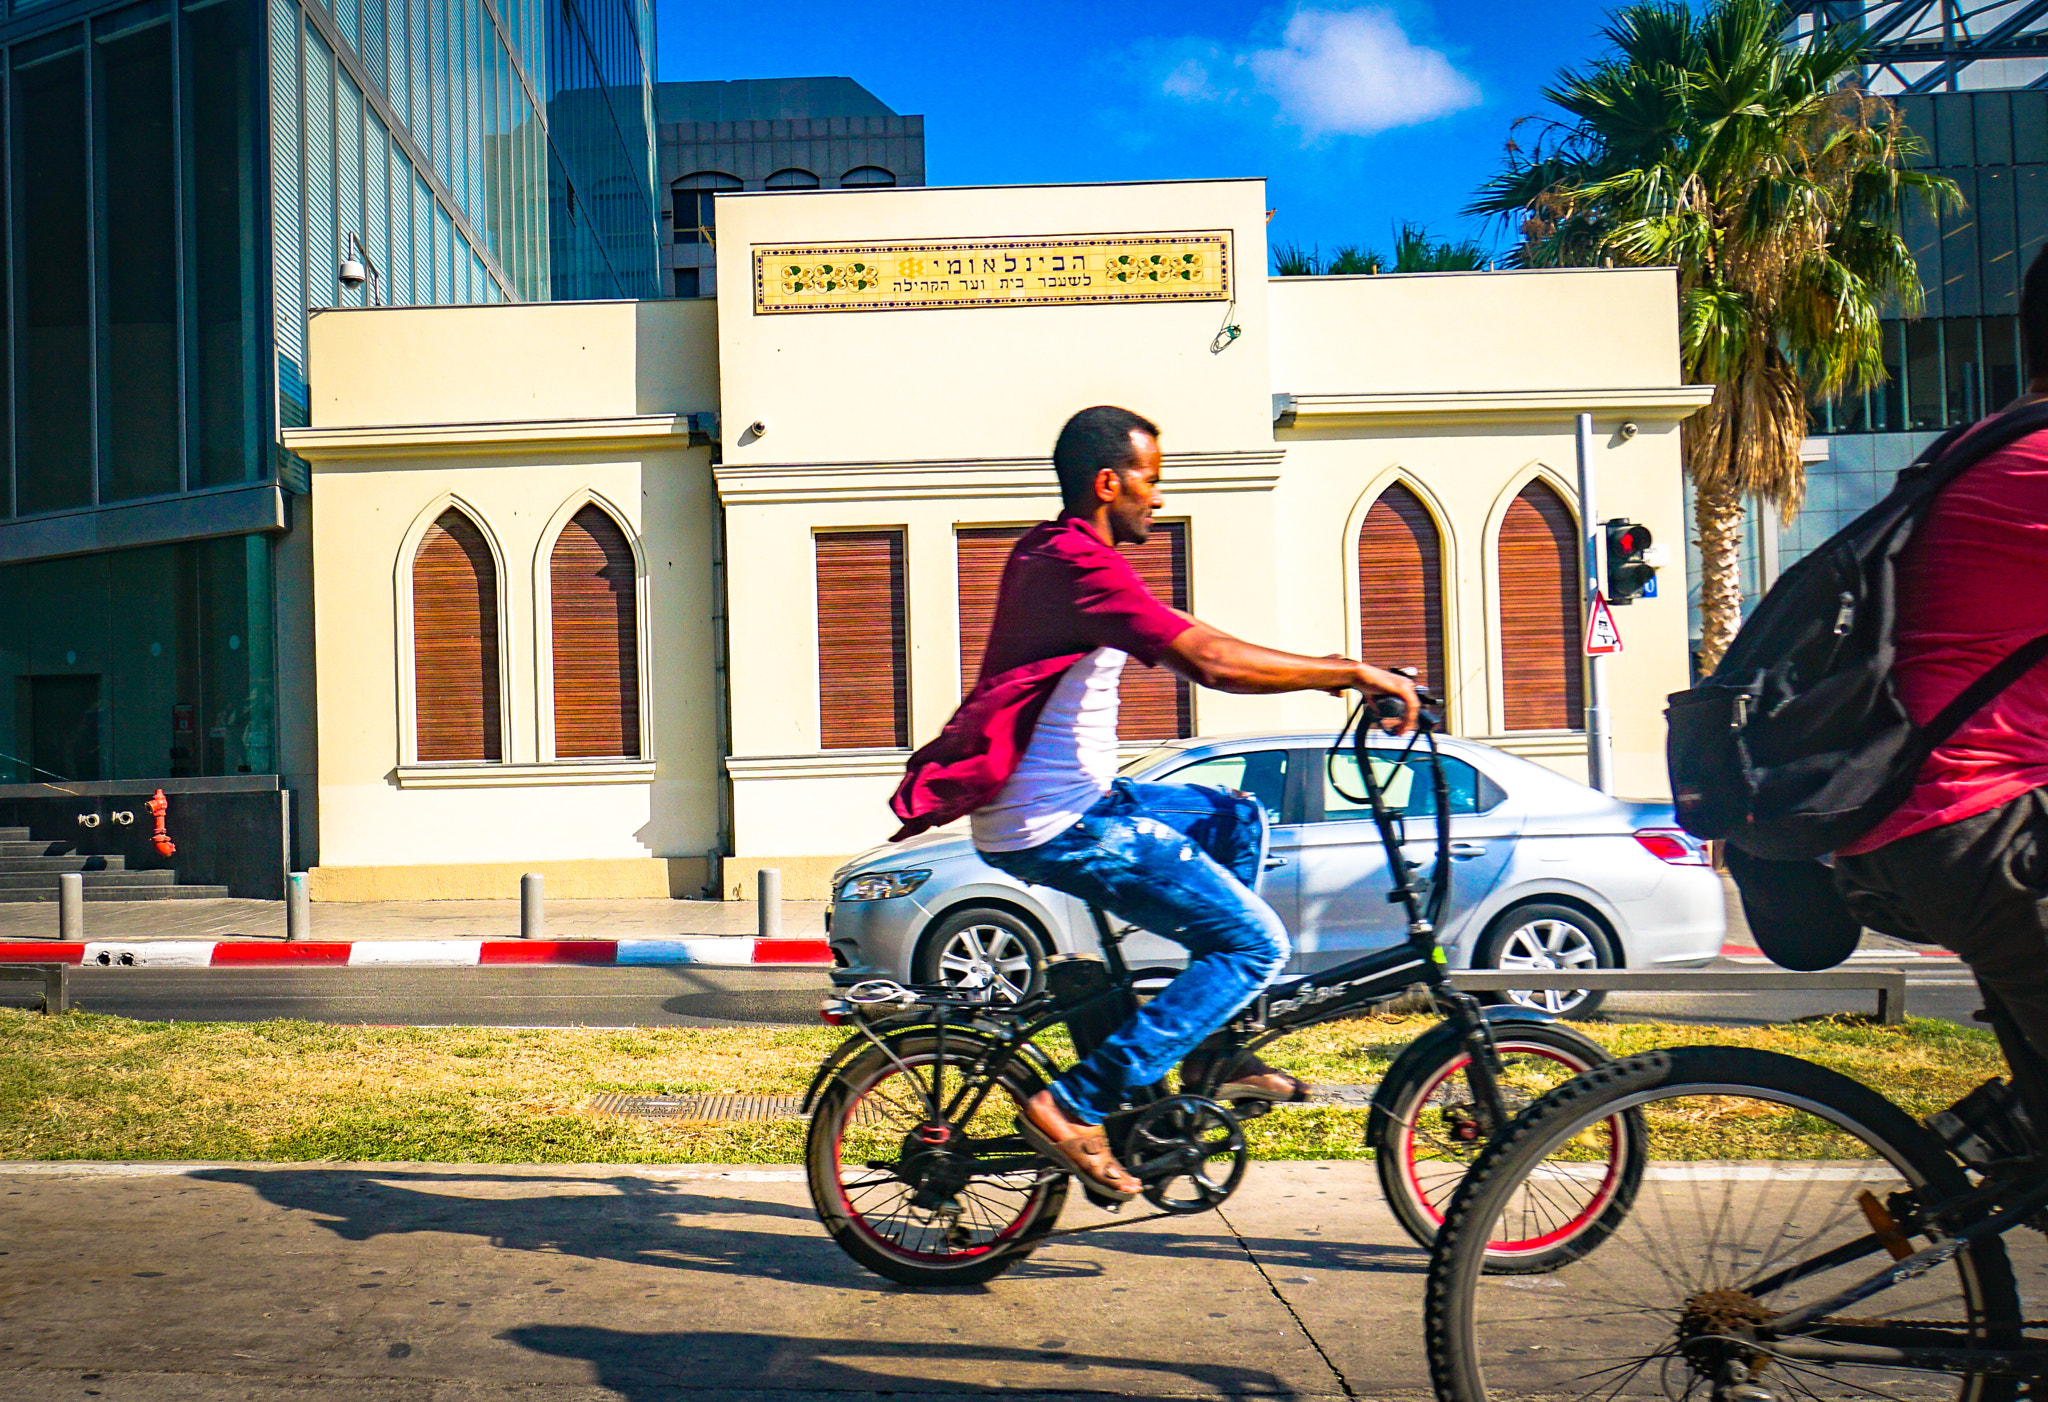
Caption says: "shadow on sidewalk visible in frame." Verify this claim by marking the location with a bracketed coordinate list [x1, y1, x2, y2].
[188, 1167, 906, 1289]
[502, 1323, 1292, 1398]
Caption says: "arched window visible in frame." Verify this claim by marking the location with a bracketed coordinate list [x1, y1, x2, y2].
[412, 509, 502, 762]
[840, 165, 895, 187]
[1497, 480, 1584, 731]
[765, 167, 820, 189]
[550, 504, 640, 759]
[1357, 483, 1446, 703]
[671, 170, 739, 245]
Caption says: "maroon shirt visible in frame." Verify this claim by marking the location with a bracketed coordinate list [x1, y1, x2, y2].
[888, 515, 1191, 839]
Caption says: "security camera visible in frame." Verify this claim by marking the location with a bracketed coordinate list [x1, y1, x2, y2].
[1619, 421, 1640, 440]
[338, 257, 368, 291]
[749, 420, 767, 438]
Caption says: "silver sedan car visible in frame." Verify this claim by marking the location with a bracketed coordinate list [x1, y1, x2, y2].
[826, 731, 1725, 1016]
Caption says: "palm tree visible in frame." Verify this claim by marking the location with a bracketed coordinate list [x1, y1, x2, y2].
[1469, 0, 1953, 670]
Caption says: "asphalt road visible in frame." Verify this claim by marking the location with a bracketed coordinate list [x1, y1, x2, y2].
[0, 959, 1987, 1028]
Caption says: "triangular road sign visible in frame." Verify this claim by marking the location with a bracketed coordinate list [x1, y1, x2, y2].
[1585, 591, 1624, 655]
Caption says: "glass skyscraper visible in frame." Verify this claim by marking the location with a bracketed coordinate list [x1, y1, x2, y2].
[0, 0, 656, 848]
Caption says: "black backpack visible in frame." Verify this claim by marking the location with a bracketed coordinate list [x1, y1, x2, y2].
[1667, 399, 2048, 866]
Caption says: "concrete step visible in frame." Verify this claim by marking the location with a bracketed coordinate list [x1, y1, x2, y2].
[0, 884, 231, 902]
[0, 827, 33, 842]
[0, 841, 72, 858]
[0, 855, 127, 872]
[0, 870, 174, 889]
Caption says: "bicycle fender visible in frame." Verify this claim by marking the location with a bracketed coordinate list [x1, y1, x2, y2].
[799, 1020, 1056, 1115]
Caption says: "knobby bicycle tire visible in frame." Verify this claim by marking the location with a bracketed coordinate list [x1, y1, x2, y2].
[1425, 1046, 2022, 1402]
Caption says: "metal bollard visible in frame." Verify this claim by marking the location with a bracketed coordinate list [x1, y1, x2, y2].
[521, 872, 544, 940]
[286, 872, 311, 942]
[756, 868, 782, 940]
[57, 872, 83, 942]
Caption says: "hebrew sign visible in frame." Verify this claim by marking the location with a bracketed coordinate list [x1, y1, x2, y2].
[751, 231, 1233, 314]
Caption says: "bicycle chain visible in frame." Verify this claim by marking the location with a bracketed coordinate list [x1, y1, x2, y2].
[1810, 1315, 2048, 1331]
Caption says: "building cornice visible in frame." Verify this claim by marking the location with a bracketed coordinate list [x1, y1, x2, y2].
[726, 751, 910, 780]
[284, 415, 697, 461]
[1273, 385, 1716, 431]
[394, 760, 659, 789]
[714, 448, 1285, 505]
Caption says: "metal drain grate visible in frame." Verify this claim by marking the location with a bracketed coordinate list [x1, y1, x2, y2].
[589, 1093, 805, 1123]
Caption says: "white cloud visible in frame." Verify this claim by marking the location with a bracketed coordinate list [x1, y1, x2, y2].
[1244, 8, 1479, 138]
[1162, 57, 1222, 102]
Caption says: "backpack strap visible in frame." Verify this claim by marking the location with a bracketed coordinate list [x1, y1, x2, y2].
[1913, 631, 2048, 759]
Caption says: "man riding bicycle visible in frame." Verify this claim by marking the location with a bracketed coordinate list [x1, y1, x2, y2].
[889, 405, 1418, 1200]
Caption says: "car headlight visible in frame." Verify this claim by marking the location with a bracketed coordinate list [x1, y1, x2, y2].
[837, 869, 932, 901]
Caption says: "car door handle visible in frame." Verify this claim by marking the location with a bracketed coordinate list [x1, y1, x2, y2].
[1263, 856, 1288, 870]
[1449, 842, 1487, 859]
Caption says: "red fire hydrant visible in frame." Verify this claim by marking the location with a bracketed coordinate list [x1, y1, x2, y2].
[147, 788, 176, 858]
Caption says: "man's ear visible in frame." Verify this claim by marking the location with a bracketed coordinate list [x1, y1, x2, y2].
[1093, 466, 1122, 505]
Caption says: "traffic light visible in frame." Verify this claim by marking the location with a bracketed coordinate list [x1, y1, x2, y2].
[1605, 520, 1659, 603]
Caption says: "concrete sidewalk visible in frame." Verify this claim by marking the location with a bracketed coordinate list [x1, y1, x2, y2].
[0, 1160, 1417, 1400]
[0, 897, 827, 944]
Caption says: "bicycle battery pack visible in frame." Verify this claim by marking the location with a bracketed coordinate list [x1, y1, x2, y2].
[1044, 955, 1133, 1059]
[1926, 1076, 2038, 1168]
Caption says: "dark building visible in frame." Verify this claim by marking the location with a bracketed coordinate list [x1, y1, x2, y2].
[0, 0, 657, 895]
[656, 76, 925, 298]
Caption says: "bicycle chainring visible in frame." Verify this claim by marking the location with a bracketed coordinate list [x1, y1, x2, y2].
[1120, 1095, 1248, 1215]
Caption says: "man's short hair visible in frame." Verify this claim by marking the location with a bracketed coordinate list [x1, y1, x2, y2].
[2024, 244, 2048, 383]
[1053, 406, 1159, 510]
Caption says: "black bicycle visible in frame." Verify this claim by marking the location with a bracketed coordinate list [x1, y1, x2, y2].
[801, 696, 1646, 1286]
[1424, 1038, 2048, 1400]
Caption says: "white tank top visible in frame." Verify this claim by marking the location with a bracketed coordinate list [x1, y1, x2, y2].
[970, 648, 1126, 852]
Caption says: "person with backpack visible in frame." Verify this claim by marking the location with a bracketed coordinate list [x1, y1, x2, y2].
[1670, 244, 2048, 1136]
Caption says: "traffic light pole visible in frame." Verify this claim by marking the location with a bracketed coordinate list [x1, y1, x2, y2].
[1576, 412, 1614, 793]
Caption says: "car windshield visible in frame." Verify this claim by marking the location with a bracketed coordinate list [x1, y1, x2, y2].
[1120, 745, 1184, 776]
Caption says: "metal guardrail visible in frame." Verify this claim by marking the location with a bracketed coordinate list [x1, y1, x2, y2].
[1449, 968, 1909, 1025]
[0, 962, 69, 1015]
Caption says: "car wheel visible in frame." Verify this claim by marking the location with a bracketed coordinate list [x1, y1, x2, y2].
[1472, 902, 1617, 1018]
[914, 907, 1050, 1003]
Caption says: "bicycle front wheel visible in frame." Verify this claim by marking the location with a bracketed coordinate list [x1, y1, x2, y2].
[1426, 1046, 2021, 1402]
[1369, 1018, 1644, 1268]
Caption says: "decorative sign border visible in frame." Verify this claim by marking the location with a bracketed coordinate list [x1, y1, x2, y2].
[752, 230, 1234, 315]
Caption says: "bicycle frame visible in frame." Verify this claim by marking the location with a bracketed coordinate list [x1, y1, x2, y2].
[821, 693, 1511, 1146]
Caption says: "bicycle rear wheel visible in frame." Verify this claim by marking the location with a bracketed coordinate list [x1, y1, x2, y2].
[1370, 1019, 1643, 1268]
[1426, 1046, 2022, 1402]
[806, 1033, 1067, 1286]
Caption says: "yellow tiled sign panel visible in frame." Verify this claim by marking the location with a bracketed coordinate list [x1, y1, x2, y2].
[752, 231, 1233, 314]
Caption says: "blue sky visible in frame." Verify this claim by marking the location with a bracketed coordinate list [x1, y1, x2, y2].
[652, 1, 1628, 267]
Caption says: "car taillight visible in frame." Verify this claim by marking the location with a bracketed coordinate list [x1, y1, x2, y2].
[1634, 828, 1710, 866]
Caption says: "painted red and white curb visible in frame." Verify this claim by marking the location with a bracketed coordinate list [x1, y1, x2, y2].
[0, 937, 832, 969]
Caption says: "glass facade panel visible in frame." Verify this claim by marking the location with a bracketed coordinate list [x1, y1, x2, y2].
[1906, 317, 1944, 429]
[98, 7, 179, 504]
[14, 37, 93, 517]
[0, 537, 273, 782]
[186, 0, 258, 487]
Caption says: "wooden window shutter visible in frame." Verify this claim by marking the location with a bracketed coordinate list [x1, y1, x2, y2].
[1117, 522, 1192, 741]
[955, 523, 1190, 740]
[816, 530, 908, 749]
[550, 504, 640, 759]
[412, 508, 503, 762]
[1357, 484, 1447, 706]
[1498, 480, 1584, 731]
[956, 526, 1027, 695]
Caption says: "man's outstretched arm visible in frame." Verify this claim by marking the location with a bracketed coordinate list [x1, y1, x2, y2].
[1159, 621, 1420, 731]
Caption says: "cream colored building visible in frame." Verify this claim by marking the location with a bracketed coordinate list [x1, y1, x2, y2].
[284, 177, 1709, 901]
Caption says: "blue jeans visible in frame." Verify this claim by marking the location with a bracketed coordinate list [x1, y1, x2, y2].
[979, 779, 1292, 1123]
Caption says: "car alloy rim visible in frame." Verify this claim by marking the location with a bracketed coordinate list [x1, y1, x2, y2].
[938, 924, 1034, 1002]
[1496, 918, 1599, 1014]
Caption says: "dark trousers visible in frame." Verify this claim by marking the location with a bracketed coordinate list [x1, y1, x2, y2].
[1836, 787, 2048, 1129]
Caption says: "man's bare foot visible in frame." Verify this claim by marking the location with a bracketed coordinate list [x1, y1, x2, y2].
[1215, 1070, 1311, 1103]
[1018, 1089, 1139, 1200]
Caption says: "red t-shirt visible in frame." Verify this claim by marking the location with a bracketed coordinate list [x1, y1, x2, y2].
[1840, 430, 2048, 854]
[888, 516, 1191, 839]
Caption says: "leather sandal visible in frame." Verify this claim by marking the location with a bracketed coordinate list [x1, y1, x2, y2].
[1016, 1096, 1140, 1201]
[1215, 1070, 1312, 1104]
